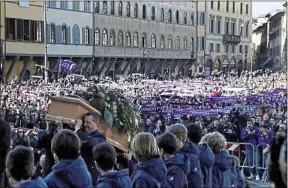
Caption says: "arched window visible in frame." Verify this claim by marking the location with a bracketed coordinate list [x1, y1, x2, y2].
[126, 2, 130, 17]
[110, 1, 115, 15]
[118, 31, 123, 46]
[72, 24, 80, 44]
[61, 25, 67, 44]
[102, 29, 108, 45]
[191, 37, 194, 51]
[191, 13, 194, 25]
[134, 3, 138, 18]
[183, 37, 187, 49]
[126, 32, 131, 47]
[142, 4, 146, 19]
[94, 29, 100, 45]
[110, 30, 115, 46]
[142, 33, 147, 47]
[168, 35, 173, 49]
[133, 32, 138, 47]
[84, 27, 90, 45]
[176, 10, 179, 24]
[118, 1, 122, 16]
[50, 24, 56, 43]
[160, 8, 164, 21]
[168, 9, 172, 23]
[160, 35, 165, 49]
[175, 36, 180, 49]
[183, 12, 187, 25]
[151, 6, 155, 20]
[151, 34, 156, 48]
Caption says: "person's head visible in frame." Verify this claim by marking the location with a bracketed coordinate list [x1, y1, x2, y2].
[263, 113, 269, 121]
[247, 119, 253, 129]
[270, 118, 276, 126]
[250, 117, 256, 124]
[166, 123, 187, 149]
[92, 143, 116, 174]
[256, 116, 262, 123]
[131, 132, 159, 162]
[83, 112, 100, 134]
[199, 133, 213, 144]
[186, 123, 203, 144]
[213, 119, 220, 127]
[262, 125, 269, 135]
[51, 129, 81, 161]
[157, 132, 178, 157]
[6, 146, 36, 184]
[279, 124, 286, 132]
[146, 118, 152, 125]
[156, 120, 162, 128]
[205, 132, 226, 154]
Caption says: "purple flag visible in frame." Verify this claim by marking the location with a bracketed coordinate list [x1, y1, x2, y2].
[58, 59, 77, 74]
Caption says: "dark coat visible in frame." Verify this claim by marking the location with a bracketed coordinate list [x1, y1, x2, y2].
[19, 177, 48, 188]
[96, 169, 131, 188]
[0, 119, 10, 188]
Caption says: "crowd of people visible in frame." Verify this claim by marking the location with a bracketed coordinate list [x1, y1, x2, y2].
[0, 70, 287, 188]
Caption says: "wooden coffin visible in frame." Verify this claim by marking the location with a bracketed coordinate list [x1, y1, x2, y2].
[46, 96, 129, 152]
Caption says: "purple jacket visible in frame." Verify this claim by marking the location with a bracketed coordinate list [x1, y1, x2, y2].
[259, 132, 274, 147]
[240, 126, 260, 147]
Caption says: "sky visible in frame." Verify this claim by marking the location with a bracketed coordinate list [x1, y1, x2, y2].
[252, 1, 286, 17]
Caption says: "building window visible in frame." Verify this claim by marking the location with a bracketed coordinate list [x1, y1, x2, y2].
[175, 36, 180, 49]
[211, 1, 214, 9]
[245, 23, 249, 37]
[225, 21, 229, 34]
[161, 8, 164, 21]
[102, 29, 108, 45]
[209, 43, 214, 52]
[191, 13, 194, 25]
[200, 12, 205, 25]
[95, 29, 100, 45]
[60, 1, 68, 9]
[84, 1, 90, 12]
[232, 1, 235, 13]
[240, 3, 243, 14]
[85, 28, 90, 45]
[151, 34, 156, 48]
[35, 22, 43, 42]
[183, 37, 187, 49]
[200, 37, 205, 50]
[61, 26, 67, 43]
[240, 23, 243, 36]
[231, 45, 235, 53]
[226, 1, 229, 12]
[110, 30, 115, 46]
[210, 18, 214, 33]
[133, 32, 138, 47]
[245, 45, 248, 55]
[19, 1, 29, 7]
[191, 37, 194, 51]
[94, 2, 100, 13]
[23, 20, 30, 41]
[216, 44, 220, 52]
[232, 22, 235, 35]
[239, 45, 243, 53]
[142, 4, 146, 19]
[151, 6, 155, 20]
[118, 31, 123, 46]
[103, 1, 108, 14]
[118, 1, 122, 16]
[48, 1, 56, 8]
[217, 1, 220, 10]
[176, 10, 179, 24]
[246, 4, 249, 15]
[142, 33, 147, 47]
[160, 35, 165, 49]
[168, 9, 172, 23]
[225, 45, 229, 53]
[72, 24, 80, 44]
[217, 19, 221, 34]
[126, 2, 130, 17]
[168, 35, 173, 49]
[134, 3, 138, 18]
[50, 24, 56, 43]
[126, 32, 131, 47]
[183, 12, 187, 24]
[73, 1, 80, 10]
[111, 1, 115, 15]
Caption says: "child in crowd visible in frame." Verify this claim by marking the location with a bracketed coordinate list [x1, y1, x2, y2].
[5, 146, 47, 188]
[44, 129, 92, 188]
[166, 123, 203, 188]
[131, 132, 167, 188]
[157, 132, 190, 188]
[92, 142, 131, 188]
[232, 156, 246, 188]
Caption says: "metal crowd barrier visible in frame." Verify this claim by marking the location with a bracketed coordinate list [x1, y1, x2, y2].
[256, 145, 269, 182]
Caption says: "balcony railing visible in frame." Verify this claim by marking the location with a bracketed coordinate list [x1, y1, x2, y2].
[223, 34, 241, 45]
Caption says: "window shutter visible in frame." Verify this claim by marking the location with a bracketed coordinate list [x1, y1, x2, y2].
[72, 25, 76, 44]
[67, 26, 71, 44]
[196, 11, 199, 25]
[90, 28, 94, 45]
[82, 27, 85, 44]
[56, 25, 61, 43]
[46, 23, 50, 43]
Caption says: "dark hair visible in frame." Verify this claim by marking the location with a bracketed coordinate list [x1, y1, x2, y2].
[92, 142, 116, 171]
[6, 146, 34, 181]
[247, 119, 253, 123]
[186, 123, 203, 144]
[85, 112, 100, 123]
[51, 129, 80, 160]
[157, 132, 178, 155]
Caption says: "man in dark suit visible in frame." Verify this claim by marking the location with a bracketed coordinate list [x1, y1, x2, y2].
[0, 119, 11, 187]
[75, 112, 106, 186]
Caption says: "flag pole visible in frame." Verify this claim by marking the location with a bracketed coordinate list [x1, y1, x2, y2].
[43, 1, 49, 83]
